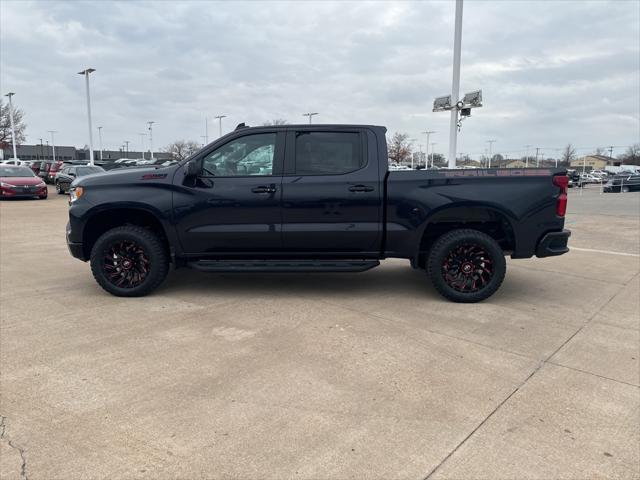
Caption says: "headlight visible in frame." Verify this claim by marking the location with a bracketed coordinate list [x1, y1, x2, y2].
[69, 186, 84, 202]
[37, 182, 46, 187]
[1, 182, 16, 188]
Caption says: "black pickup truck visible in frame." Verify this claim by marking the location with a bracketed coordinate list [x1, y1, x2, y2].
[66, 124, 570, 302]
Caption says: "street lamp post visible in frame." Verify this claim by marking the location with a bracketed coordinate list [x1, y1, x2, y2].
[487, 140, 496, 168]
[124, 140, 130, 159]
[448, 0, 464, 169]
[97, 126, 104, 161]
[524, 144, 532, 168]
[38, 138, 43, 160]
[214, 115, 226, 137]
[48, 130, 57, 162]
[431, 143, 437, 167]
[422, 130, 435, 168]
[303, 112, 319, 124]
[4, 92, 19, 160]
[78, 68, 96, 165]
[204, 117, 209, 144]
[138, 133, 146, 160]
[147, 121, 155, 160]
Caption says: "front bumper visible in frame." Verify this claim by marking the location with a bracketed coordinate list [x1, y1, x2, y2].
[536, 230, 571, 258]
[66, 221, 87, 261]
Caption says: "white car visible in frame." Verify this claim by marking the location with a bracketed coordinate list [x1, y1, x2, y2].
[0, 159, 26, 166]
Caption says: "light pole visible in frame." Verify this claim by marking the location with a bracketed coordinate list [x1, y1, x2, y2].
[422, 130, 435, 168]
[4, 92, 18, 160]
[535, 147, 540, 167]
[38, 138, 44, 161]
[214, 115, 226, 137]
[448, 0, 464, 169]
[204, 117, 209, 144]
[524, 144, 532, 168]
[147, 121, 155, 160]
[303, 112, 319, 124]
[124, 140, 130, 159]
[138, 133, 146, 160]
[97, 126, 104, 160]
[487, 140, 496, 168]
[48, 130, 57, 162]
[78, 68, 96, 165]
[431, 143, 438, 167]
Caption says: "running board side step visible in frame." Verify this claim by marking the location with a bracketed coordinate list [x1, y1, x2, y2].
[187, 259, 380, 273]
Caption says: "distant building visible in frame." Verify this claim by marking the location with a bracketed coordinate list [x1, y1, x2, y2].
[1, 144, 171, 162]
[570, 155, 621, 169]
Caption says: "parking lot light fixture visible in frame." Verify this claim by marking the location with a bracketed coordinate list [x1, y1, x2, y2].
[138, 133, 146, 160]
[48, 131, 58, 162]
[147, 121, 155, 160]
[422, 131, 435, 168]
[214, 115, 226, 137]
[4, 92, 19, 160]
[303, 112, 319, 124]
[97, 126, 104, 161]
[78, 68, 96, 165]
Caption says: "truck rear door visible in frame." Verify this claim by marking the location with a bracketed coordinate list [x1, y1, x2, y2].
[280, 128, 382, 254]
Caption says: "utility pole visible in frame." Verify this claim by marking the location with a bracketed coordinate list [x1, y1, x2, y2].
[205, 117, 209, 144]
[448, 0, 464, 169]
[487, 140, 496, 168]
[535, 147, 540, 167]
[422, 130, 435, 168]
[525, 144, 532, 168]
[4, 92, 18, 160]
[97, 126, 103, 160]
[147, 121, 155, 160]
[78, 68, 96, 165]
[608, 146, 614, 164]
[214, 115, 226, 137]
[303, 112, 319, 124]
[138, 133, 146, 160]
[48, 130, 57, 162]
[124, 140, 130, 159]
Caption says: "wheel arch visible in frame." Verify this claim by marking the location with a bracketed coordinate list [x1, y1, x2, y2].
[414, 203, 516, 269]
[82, 205, 173, 261]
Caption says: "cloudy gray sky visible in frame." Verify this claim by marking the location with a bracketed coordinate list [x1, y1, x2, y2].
[1, 0, 638, 159]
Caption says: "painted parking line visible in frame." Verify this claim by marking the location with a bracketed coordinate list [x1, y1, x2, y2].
[571, 247, 640, 257]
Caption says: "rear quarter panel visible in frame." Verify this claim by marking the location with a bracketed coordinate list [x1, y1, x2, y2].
[385, 168, 566, 258]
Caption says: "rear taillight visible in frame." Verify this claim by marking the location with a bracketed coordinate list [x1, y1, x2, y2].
[553, 175, 568, 217]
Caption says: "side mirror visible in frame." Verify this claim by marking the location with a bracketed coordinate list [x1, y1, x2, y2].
[185, 160, 200, 178]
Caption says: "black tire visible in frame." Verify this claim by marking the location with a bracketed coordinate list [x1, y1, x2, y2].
[427, 229, 506, 303]
[56, 182, 65, 194]
[90, 226, 169, 297]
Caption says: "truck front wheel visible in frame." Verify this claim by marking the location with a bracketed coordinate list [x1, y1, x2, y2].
[90, 225, 169, 297]
[427, 229, 506, 303]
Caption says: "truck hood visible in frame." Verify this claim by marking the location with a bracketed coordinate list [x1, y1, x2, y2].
[73, 165, 177, 187]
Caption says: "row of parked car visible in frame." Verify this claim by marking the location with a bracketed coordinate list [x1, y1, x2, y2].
[567, 169, 640, 192]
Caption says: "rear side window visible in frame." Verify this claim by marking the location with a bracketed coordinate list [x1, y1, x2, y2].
[294, 132, 363, 175]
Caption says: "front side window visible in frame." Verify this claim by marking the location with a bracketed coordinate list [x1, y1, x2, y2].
[295, 132, 363, 175]
[202, 133, 276, 177]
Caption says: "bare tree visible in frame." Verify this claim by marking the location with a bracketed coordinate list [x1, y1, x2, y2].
[387, 132, 412, 164]
[0, 100, 27, 149]
[621, 143, 640, 165]
[262, 119, 288, 126]
[561, 144, 576, 164]
[165, 140, 201, 161]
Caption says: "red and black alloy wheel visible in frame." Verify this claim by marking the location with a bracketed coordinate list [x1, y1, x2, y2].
[103, 239, 151, 289]
[427, 229, 506, 303]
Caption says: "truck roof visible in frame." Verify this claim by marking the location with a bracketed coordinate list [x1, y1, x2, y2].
[233, 123, 387, 132]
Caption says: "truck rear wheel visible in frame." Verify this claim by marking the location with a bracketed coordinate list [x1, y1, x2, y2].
[90, 226, 169, 297]
[427, 229, 506, 303]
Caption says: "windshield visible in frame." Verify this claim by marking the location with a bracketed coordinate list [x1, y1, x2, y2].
[0, 166, 35, 177]
[76, 166, 105, 176]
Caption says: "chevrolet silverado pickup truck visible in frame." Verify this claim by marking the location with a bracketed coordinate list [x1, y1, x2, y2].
[66, 124, 570, 302]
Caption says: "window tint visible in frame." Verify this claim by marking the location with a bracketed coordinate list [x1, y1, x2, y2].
[295, 132, 362, 175]
[202, 133, 276, 177]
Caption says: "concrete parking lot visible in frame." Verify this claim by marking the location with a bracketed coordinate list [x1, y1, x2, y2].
[1, 186, 638, 479]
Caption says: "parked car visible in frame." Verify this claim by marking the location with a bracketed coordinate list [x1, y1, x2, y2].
[67, 124, 570, 302]
[38, 160, 64, 184]
[0, 159, 27, 166]
[55, 165, 105, 194]
[0, 165, 48, 199]
[603, 175, 640, 193]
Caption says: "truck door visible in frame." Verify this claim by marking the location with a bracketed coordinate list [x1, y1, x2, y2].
[173, 131, 284, 254]
[281, 129, 382, 254]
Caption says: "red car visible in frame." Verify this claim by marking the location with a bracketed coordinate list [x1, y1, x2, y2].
[0, 165, 48, 199]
